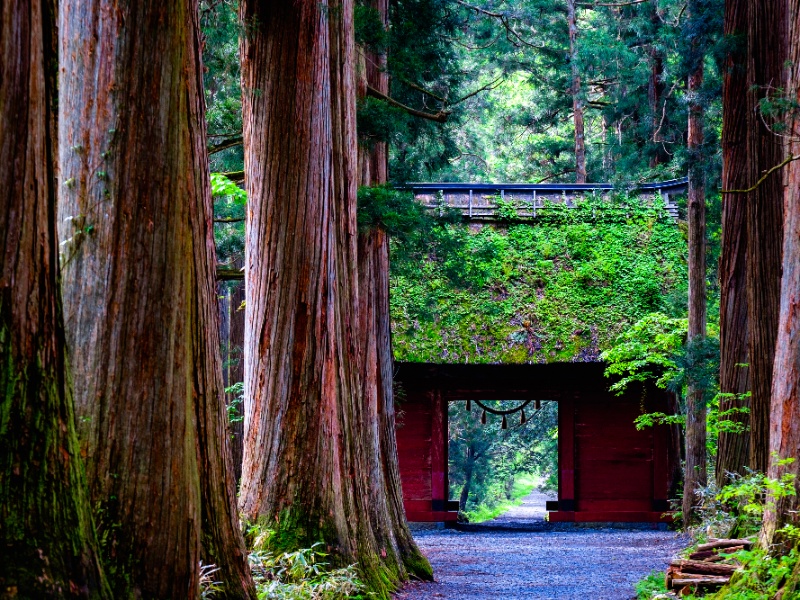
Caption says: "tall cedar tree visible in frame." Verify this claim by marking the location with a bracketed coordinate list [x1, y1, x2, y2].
[0, 2, 110, 596]
[58, 1, 254, 596]
[745, 0, 787, 473]
[762, 0, 800, 548]
[716, 0, 751, 483]
[683, 0, 707, 528]
[567, 0, 586, 183]
[357, 0, 433, 583]
[238, 0, 413, 594]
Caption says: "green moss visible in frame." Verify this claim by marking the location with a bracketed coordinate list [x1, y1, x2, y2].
[390, 196, 688, 364]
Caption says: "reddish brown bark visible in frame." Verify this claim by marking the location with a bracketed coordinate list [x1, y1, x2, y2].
[762, 0, 800, 547]
[683, 37, 707, 528]
[648, 2, 669, 168]
[716, 0, 751, 484]
[356, 0, 432, 582]
[567, 0, 586, 183]
[239, 0, 413, 594]
[58, 1, 254, 597]
[745, 0, 787, 474]
[0, 2, 110, 596]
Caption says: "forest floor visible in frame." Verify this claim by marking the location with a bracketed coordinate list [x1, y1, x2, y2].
[395, 490, 688, 599]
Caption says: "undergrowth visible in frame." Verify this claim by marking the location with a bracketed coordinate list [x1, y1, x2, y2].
[199, 525, 370, 599]
[635, 467, 800, 600]
[463, 473, 539, 523]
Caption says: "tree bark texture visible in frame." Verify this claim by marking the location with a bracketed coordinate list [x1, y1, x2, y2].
[239, 1, 416, 595]
[745, 0, 787, 474]
[683, 52, 707, 528]
[567, 0, 586, 183]
[761, 0, 800, 548]
[0, 2, 110, 596]
[58, 1, 254, 597]
[717, 0, 751, 484]
[356, 0, 433, 582]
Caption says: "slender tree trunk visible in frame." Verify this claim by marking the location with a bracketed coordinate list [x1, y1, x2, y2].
[458, 446, 476, 512]
[239, 1, 411, 594]
[745, 0, 787, 474]
[683, 38, 707, 528]
[59, 1, 254, 596]
[761, 0, 800, 548]
[567, 0, 586, 183]
[0, 3, 110, 596]
[356, 0, 432, 582]
[717, 0, 751, 484]
[228, 276, 246, 484]
[648, 3, 669, 168]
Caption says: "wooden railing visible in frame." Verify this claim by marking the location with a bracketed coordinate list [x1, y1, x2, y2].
[405, 177, 687, 221]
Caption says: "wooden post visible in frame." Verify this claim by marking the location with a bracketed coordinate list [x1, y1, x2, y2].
[558, 395, 576, 517]
[469, 189, 473, 218]
[430, 389, 447, 512]
[533, 190, 537, 218]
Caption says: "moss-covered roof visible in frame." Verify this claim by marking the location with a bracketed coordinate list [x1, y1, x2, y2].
[389, 204, 687, 364]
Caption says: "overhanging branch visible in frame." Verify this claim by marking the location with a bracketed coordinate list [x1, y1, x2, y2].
[366, 85, 450, 123]
[722, 154, 800, 194]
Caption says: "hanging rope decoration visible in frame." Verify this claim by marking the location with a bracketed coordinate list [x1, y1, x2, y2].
[466, 399, 542, 429]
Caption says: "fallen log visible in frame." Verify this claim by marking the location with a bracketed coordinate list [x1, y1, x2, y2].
[670, 559, 738, 576]
[697, 538, 753, 551]
[673, 576, 731, 586]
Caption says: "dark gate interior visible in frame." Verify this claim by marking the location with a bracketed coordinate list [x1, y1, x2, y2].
[394, 362, 681, 524]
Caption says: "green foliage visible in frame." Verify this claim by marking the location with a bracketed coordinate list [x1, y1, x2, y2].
[211, 172, 246, 265]
[391, 195, 687, 363]
[449, 400, 558, 519]
[635, 571, 669, 600]
[357, 186, 431, 241]
[241, 526, 370, 600]
[224, 382, 244, 424]
[711, 534, 800, 600]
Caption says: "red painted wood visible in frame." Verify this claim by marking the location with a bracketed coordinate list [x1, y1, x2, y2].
[653, 423, 668, 502]
[559, 395, 576, 502]
[430, 389, 446, 505]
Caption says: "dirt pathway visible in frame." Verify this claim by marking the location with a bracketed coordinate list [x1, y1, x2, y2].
[395, 491, 687, 599]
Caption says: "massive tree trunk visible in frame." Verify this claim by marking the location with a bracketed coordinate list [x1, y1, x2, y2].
[356, 0, 433, 582]
[716, 0, 751, 484]
[567, 0, 586, 183]
[458, 445, 477, 512]
[58, 1, 254, 597]
[0, 3, 110, 597]
[682, 35, 707, 528]
[761, 0, 800, 548]
[745, 0, 787, 474]
[239, 0, 416, 594]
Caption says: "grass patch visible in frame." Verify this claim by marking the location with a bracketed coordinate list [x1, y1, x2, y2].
[464, 473, 539, 523]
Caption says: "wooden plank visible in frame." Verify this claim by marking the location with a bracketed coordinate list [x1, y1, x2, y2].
[559, 394, 575, 503]
[430, 389, 446, 507]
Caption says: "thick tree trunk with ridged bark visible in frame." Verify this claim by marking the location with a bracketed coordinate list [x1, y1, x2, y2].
[682, 30, 706, 527]
[745, 0, 787, 474]
[239, 1, 415, 595]
[356, 0, 433, 583]
[58, 1, 254, 597]
[0, 3, 110, 597]
[716, 0, 751, 484]
[762, 0, 800, 548]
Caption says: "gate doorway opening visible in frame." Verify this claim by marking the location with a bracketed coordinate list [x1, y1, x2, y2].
[448, 398, 558, 523]
[394, 362, 680, 524]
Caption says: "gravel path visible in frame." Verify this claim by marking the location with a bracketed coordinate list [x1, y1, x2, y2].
[396, 490, 688, 600]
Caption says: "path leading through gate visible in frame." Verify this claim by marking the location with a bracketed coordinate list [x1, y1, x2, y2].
[395, 490, 687, 600]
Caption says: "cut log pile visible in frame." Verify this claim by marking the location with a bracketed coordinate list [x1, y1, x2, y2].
[665, 538, 752, 595]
